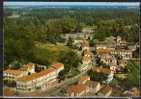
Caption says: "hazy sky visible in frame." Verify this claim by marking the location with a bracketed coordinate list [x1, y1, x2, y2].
[4, 2, 139, 6]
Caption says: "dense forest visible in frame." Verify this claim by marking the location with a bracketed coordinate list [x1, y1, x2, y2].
[4, 8, 140, 68]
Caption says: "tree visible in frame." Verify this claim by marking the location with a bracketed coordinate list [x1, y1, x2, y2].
[9, 60, 22, 69]
[66, 37, 73, 47]
[58, 70, 66, 82]
[59, 50, 81, 72]
[133, 47, 139, 58]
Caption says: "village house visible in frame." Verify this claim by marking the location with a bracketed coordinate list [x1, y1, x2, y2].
[4, 63, 35, 85]
[92, 66, 111, 74]
[96, 43, 116, 50]
[96, 48, 114, 56]
[110, 49, 132, 60]
[97, 85, 112, 96]
[116, 36, 127, 47]
[19, 63, 35, 75]
[80, 41, 90, 51]
[67, 84, 89, 96]
[35, 64, 47, 72]
[118, 59, 128, 67]
[79, 49, 93, 72]
[122, 87, 140, 97]
[78, 75, 90, 84]
[100, 54, 117, 66]
[80, 55, 92, 72]
[83, 49, 93, 58]
[92, 66, 114, 83]
[86, 80, 101, 94]
[82, 27, 95, 34]
[63, 32, 94, 41]
[16, 63, 64, 93]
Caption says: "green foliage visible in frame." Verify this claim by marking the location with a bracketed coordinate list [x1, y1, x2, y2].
[87, 69, 108, 82]
[9, 60, 22, 69]
[133, 47, 139, 58]
[126, 60, 139, 87]
[58, 70, 66, 82]
[66, 37, 73, 47]
[59, 50, 81, 72]
[4, 8, 139, 67]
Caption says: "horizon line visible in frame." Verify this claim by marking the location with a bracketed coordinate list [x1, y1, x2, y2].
[4, 2, 140, 6]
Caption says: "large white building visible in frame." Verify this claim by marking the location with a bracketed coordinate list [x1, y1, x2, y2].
[4, 63, 35, 84]
[16, 63, 64, 93]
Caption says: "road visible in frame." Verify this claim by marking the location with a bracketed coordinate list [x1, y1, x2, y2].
[44, 66, 91, 96]
[44, 38, 95, 96]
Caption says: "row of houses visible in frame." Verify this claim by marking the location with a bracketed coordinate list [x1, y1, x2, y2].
[96, 36, 127, 49]
[4, 63, 64, 93]
[78, 38, 94, 72]
[67, 75, 112, 97]
[96, 48, 132, 60]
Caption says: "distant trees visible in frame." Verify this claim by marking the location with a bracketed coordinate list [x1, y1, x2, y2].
[4, 8, 139, 66]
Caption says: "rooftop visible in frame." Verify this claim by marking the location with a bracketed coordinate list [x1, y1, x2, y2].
[20, 63, 34, 71]
[86, 80, 100, 87]
[92, 66, 111, 74]
[79, 75, 90, 82]
[99, 85, 112, 94]
[67, 84, 88, 94]
[4, 69, 23, 75]
[17, 67, 56, 81]
[96, 48, 113, 54]
[52, 63, 64, 69]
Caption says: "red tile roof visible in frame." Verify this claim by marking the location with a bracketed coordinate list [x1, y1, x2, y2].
[52, 63, 64, 69]
[67, 84, 88, 94]
[4, 69, 23, 75]
[17, 67, 56, 81]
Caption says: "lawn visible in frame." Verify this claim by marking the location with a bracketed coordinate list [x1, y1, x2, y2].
[33, 41, 71, 66]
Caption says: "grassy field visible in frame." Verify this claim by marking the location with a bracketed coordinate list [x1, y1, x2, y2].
[33, 42, 71, 65]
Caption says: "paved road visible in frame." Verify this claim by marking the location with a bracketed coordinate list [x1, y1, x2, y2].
[44, 38, 95, 96]
[44, 66, 91, 96]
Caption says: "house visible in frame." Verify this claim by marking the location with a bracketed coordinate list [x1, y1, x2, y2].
[97, 85, 112, 96]
[82, 50, 93, 64]
[96, 48, 114, 55]
[100, 54, 117, 66]
[63, 32, 93, 41]
[67, 84, 89, 96]
[83, 50, 93, 58]
[79, 63, 91, 72]
[79, 76, 90, 84]
[82, 56, 92, 66]
[52, 63, 64, 74]
[92, 66, 111, 74]
[96, 42, 116, 50]
[110, 49, 132, 60]
[118, 60, 128, 67]
[4, 63, 35, 85]
[85, 80, 101, 93]
[20, 63, 35, 75]
[35, 64, 47, 72]
[80, 41, 90, 51]
[82, 27, 95, 34]
[16, 63, 64, 93]
[4, 69, 24, 83]
[122, 87, 140, 96]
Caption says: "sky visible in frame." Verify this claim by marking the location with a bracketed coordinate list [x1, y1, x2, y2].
[4, 2, 140, 6]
